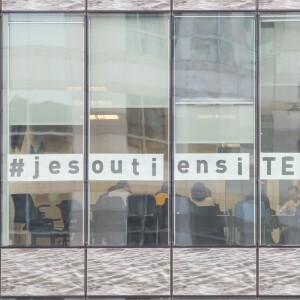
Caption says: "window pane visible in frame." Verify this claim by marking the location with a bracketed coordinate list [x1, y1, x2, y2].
[174, 14, 255, 246]
[88, 14, 169, 246]
[2, 14, 84, 246]
[260, 14, 300, 245]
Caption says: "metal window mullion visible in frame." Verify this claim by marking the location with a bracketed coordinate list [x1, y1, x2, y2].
[255, 10, 261, 299]
[170, 0, 174, 297]
[83, 11, 89, 300]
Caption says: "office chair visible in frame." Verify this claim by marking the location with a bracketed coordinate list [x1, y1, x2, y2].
[190, 204, 226, 245]
[11, 194, 60, 246]
[294, 206, 300, 245]
[56, 199, 83, 246]
[157, 198, 169, 245]
[174, 196, 193, 245]
[235, 200, 266, 245]
[91, 196, 127, 246]
[279, 205, 300, 245]
[127, 194, 158, 246]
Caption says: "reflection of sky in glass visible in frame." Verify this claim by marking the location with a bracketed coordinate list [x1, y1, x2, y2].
[6, 15, 84, 125]
[261, 15, 300, 152]
[89, 15, 169, 109]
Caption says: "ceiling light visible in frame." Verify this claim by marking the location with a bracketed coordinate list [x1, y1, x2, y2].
[89, 114, 119, 120]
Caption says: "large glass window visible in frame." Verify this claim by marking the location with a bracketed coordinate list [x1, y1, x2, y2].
[260, 14, 300, 245]
[2, 14, 84, 246]
[174, 14, 255, 245]
[88, 14, 169, 246]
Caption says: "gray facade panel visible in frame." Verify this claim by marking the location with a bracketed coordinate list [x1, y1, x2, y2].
[87, 248, 170, 295]
[260, 248, 300, 295]
[88, 0, 170, 11]
[1, 249, 85, 296]
[260, 0, 300, 9]
[173, 248, 256, 295]
[173, 0, 255, 10]
[2, 0, 84, 11]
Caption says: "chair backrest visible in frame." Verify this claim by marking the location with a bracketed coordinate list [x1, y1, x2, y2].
[92, 196, 127, 245]
[235, 200, 266, 223]
[145, 194, 157, 215]
[191, 205, 219, 230]
[127, 195, 144, 216]
[127, 194, 157, 217]
[175, 196, 191, 215]
[235, 200, 266, 244]
[11, 194, 37, 224]
[174, 196, 193, 245]
[97, 196, 126, 212]
[160, 198, 169, 229]
[57, 199, 83, 231]
[190, 204, 225, 245]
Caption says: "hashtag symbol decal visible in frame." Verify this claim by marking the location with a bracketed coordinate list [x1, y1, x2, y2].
[9, 159, 25, 177]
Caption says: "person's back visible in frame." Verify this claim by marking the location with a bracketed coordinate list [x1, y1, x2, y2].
[190, 182, 214, 207]
[189, 182, 225, 245]
[107, 181, 132, 206]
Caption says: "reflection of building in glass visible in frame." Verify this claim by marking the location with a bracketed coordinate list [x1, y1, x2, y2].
[1, 1, 300, 298]
[175, 16, 254, 103]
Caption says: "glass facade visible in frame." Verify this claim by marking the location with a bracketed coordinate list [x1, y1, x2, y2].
[174, 14, 255, 246]
[1, 2, 300, 299]
[2, 14, 84, 246]
[260, 14, 300, 246]
[88, 14, 169, 246]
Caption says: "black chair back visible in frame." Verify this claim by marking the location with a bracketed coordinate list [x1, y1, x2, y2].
[174, 196, 193, 245]
[92, 196, 127, 246]
[11, 193, 59, 246]
[191, 205, 225, 245]
[57, 199, 82, 232]
[235, 200, 265, 244]
[157, 198, 168, 245]
[160, 198, 169, 230]
[127, 195, 144, 216]
[11, 194, 41, 225]
[127, 194, 158, 246]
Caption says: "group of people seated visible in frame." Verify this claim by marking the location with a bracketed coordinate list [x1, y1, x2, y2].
[235, 185, 300, 245]
[175, 182, 226, 245]
[276, 185, 300, 244]
[90, 180, 226, 246]
[90, 180, 300, 246]
[90, 181, 169, 246]
[94, 180, 169, 208]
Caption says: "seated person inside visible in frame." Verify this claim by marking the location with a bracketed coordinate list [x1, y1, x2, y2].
[155, 181, 168, 206]
[279, 185, 300, 215]
[278, 185, 300, 245]
[189, 182, 225, 245]
[190, 182, 215, 207]
[96, 181, 132, 206]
